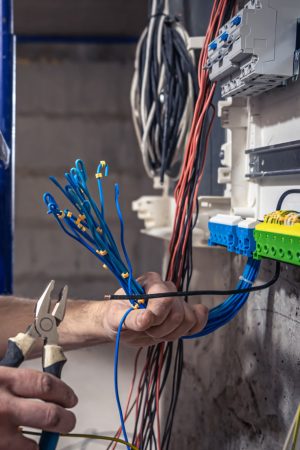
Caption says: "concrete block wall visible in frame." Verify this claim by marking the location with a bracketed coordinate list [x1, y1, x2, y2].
[169, 255, 300, 450]
[15, 45, 162, 299]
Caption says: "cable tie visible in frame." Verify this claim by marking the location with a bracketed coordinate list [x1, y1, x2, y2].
[96, 249, 108, 256]
[239, 275, 253, 285]
[121, 272, 129, 279]
[95, 173, 103, 179]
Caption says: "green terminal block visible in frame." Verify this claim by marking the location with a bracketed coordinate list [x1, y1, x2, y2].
[253, 223, 300, 266]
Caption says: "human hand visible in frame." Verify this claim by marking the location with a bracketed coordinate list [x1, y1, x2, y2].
[101, 272, 208, 346]
[0, 367, 77, 450]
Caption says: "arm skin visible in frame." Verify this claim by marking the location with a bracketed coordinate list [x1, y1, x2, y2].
[0, 272, 208, 450]
[0, 272, 208, 359]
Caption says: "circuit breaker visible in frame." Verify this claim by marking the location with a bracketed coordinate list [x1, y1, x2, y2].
[206, 0, 300, 97]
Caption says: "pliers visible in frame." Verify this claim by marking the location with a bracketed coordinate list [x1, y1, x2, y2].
[0, 280, 68, 450]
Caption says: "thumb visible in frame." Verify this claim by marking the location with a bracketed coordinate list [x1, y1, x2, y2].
[124, 309, 155, 332]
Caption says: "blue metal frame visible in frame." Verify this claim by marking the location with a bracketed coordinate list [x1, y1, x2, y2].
[0, 0, 14, 294]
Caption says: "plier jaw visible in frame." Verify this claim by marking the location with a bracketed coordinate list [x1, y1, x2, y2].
[33, 281, 68, 345]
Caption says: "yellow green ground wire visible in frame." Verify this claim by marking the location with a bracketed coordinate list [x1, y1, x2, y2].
[22, 430, 139, 450]
[292, 405, 300, 450]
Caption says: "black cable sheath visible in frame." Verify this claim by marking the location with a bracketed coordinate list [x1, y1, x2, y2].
[106, 262, 280, 300]
[276, 189, 300, 210]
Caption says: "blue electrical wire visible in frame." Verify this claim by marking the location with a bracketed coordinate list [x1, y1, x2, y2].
[183, 258, 261, 339]
[114, 307, 134, 450]
[43, 160, 262, 447]
[44, 160, 145, 447]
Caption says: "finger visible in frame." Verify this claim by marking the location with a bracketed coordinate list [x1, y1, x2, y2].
[144, 277, 177, 319]
[136, 271, 164, 290]
[10, 397, 76, 433]
[9, 431, 38, 450]
[123, 309, 155, 332]
[7, 368, 77, 408]
[124, 279, 177, 330]
[148, 301, 198, 341]
[186, 304, 209, 335]
[145, 302, 187, 339]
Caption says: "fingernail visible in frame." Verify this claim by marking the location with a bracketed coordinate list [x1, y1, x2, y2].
[70, 392, 78, 406]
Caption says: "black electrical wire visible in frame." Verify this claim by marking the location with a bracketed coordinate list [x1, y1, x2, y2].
[131, 0, 198, 182]
[106, 261, 280, 301]
[276, 189, 300, 210]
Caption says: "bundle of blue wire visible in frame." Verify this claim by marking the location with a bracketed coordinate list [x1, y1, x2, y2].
[182, 257, 261, 339]
[43, 159, 144, 450]
[43, 159, 261, 448]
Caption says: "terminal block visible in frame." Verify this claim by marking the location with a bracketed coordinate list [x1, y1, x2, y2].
[208, 214, 241, 252]
[206, 0, 300, 97]
[253, 223, 300, 266]
[208, 215, 258, 256]
[236, 218, 258, 257]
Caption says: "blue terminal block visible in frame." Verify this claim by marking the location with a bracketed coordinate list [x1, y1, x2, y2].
[208, 215, 241, 253]
[236, 219, 258, 257]
[219, 31, 229, 42]
[231, 15, 242, 27]
[208, 216, 258, 257]
[208, 40, 217, 51]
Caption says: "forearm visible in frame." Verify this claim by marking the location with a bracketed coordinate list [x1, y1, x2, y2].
[58, 299, 112, 350]
[0, 296, 111, 359]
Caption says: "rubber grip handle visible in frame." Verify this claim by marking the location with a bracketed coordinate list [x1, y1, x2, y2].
[0, 339, 24, 368]
[39, 431, 60, 450]
[39, 348, 66, 450]
[43, 359, 66, 378]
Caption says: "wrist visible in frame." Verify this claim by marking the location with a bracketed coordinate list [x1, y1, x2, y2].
[59, 300, 112, 350]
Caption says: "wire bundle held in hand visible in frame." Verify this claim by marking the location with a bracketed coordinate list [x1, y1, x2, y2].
[43, 159, 145, 450]
[130, 0, 197, 182]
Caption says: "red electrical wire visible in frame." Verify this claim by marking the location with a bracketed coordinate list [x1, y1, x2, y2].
[113, 3, 235, 450]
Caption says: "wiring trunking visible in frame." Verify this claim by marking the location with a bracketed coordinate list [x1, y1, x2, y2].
[206, 0, 300, 98]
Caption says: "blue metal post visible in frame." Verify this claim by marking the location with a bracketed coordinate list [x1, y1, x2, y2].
[0, 0, 15, 294]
